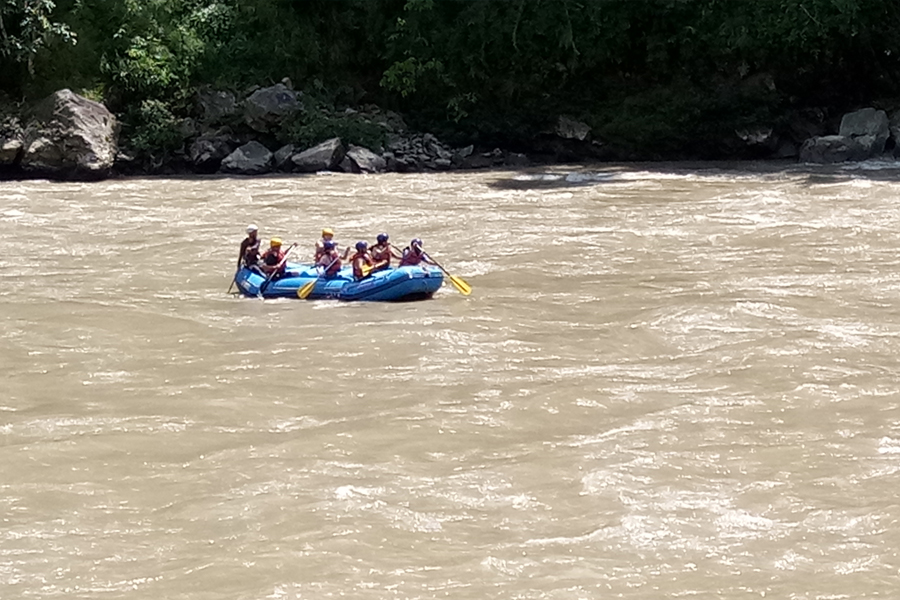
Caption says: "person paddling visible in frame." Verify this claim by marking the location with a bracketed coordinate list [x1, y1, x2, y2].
[317, 240, 342, 278]
[260, 237, 288, 280]
[349, 241, 375, 280]
[314, 228, 336, 262]
[398, 238, 435, 267]
[371, 233, 401, 270]
[238, 224, 261, 271]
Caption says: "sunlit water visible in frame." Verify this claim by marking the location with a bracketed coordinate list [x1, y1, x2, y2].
[2, 163, 899, 599]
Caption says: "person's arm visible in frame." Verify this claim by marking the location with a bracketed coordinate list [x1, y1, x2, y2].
[238, 240, 248, 268]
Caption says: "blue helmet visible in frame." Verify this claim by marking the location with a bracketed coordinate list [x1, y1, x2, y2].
[323, 240, 336, 250]
[377, 233, 389, 244]
[411, 238, 423, 250]
[355, 240, 368, 252]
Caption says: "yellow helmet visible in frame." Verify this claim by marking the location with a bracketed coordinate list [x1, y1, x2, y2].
[322, 228, 334, 237]
[270, 237, 282, 247]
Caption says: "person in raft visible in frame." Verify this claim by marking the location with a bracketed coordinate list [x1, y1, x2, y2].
[314, 228, 335, 262]
[370, 233, 402, 271]
[398, 238, 435, 267]
[315, 227, 351, 262]
[260, 237, 288, 280]
[238, 224, 261, 271]
[317, 240, 342, 278]
[349, 241, 375, 280]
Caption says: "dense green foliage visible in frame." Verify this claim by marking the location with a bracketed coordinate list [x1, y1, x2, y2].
[4, 0, 900, 158]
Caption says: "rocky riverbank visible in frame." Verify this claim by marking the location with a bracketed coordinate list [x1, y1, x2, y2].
[4, 84, 900, 181]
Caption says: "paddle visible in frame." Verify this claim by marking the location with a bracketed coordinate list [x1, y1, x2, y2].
[297, 254, 340, 299]
[258, 243, 297, 298]
[423, 253, 472, 296]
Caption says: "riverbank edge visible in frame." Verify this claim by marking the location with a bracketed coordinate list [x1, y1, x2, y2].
[3, 85, 900, 182]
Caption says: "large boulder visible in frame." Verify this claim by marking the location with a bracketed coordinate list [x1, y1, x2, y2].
[799, 135, 868, 164]
[243, 83, 302, 132]
[0, 116, 23, 166]
[839, 107, 889, 157]
[346, 145, 386, 173]
[197, 89, 237, 123]
[291, 137, 344, 172]
[20, 89, 118, 179]
[189, 135, 235, 173]
[272, 144, 295, 171]
[0, 136, 22, 166]
[220, 141, 273, 175]
[556, 116, 591, 141]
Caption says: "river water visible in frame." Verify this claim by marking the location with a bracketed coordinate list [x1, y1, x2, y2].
[1, 163, 899, 599]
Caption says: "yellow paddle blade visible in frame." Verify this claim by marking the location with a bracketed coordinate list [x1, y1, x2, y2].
[297, 279, 317, 299]
[448, 274, 472, 296]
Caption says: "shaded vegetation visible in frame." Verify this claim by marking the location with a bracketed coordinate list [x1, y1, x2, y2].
[3, 0, 900, 158]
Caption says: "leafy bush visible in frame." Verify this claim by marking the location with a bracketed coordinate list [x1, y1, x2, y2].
[278, 111, 387, 151]
[123, 98, 182, 156]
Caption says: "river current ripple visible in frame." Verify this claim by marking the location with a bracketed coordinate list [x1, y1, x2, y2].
[1, 163, 899, 599]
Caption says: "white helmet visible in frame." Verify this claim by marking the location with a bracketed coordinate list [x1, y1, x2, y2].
[246, 224, 258, 234]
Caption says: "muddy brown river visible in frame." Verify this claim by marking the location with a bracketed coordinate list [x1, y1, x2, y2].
[2, 163, 899, 599]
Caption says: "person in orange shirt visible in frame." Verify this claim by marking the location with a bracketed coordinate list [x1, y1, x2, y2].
[348, 241, 375, 280]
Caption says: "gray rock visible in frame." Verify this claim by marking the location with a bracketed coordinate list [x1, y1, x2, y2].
[346, 145, 386, 173]
[0, 136, 22, 165]
[736, 128, 774, 145]
[273, 144, 295, 171]
[458, 144, 474, 158]
[197, 89, 237, 123]
[434, 158, 452, 170]
[220, 141, 273, 175]
[189, 135, 235, 173]
[799, 135, 868, 163]
[243, 83, 302, 132]
[177, 117, 198, 139]
[506, 152, 529, 167]
[20, 89, 118, 179]
[338, 156, 354, 173]
[839, 107, 889, 157]
[292, 137, 344, 172]
[556, 116, 591, 141]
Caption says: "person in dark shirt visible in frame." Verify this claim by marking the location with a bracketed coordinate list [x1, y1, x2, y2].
[238, 224, 261, 270]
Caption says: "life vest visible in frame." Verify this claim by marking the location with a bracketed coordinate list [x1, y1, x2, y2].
[241, 236, 261, 266]
[318, 250, 341, 277]
[351, 253, 374, 279]
[371, 243, 392, 266]
[314, 238, 333, 262]
[399, 247, 425, 266]
[262, 248, 286, 276]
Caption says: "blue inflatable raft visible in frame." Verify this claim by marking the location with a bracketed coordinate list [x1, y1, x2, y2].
[235, 262, 444, 301]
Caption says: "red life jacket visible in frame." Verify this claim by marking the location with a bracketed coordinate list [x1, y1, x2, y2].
[371, 243, 391, 265]
[318, 250, 341, 277]
[399, 247, 424, 266]
[262, 248, 286, 275]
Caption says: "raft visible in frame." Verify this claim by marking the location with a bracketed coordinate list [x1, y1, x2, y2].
[234, 262, 444, 301]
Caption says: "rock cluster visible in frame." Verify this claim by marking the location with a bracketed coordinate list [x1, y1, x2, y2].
[1, 89, 118, 179]
[799, 108, 891, 163]
[27, 86, 900, 178]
